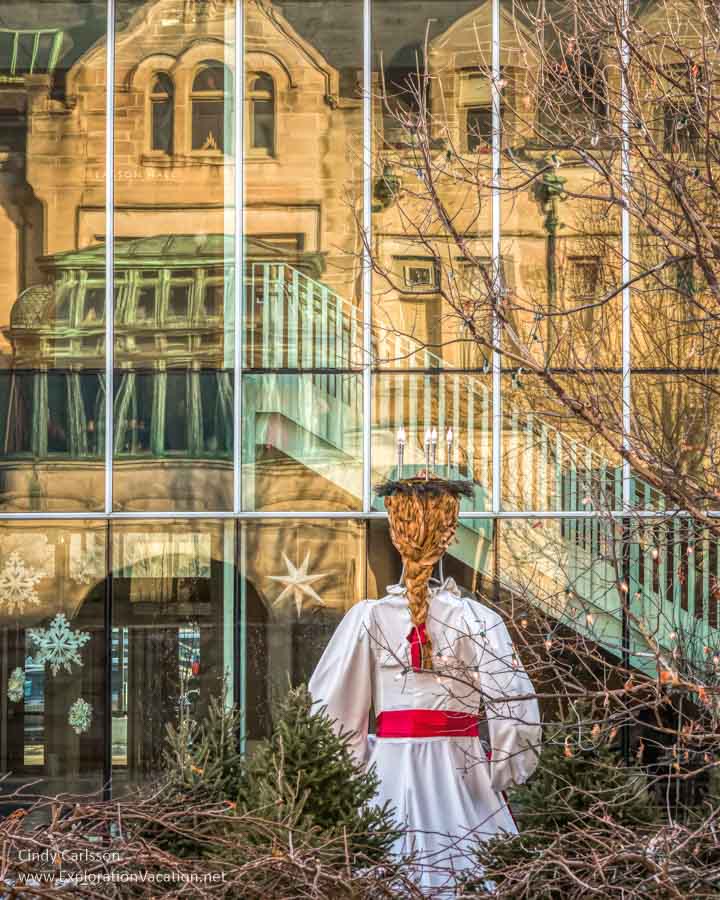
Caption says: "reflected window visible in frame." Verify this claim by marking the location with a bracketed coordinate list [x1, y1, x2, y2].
[1, 371, 34, 454]
[664, 102, 701, 155]
[466, 106, 493, 152]
[461, 71, 495, 152]
[249, 72, 275, 154]
[191, 62, 233, 153]
[662, 64, 702, 155]
[82, 286, 104, 323]
[397, 257, 439, 292]
[202, 281, 224, 319]
[676, 258, 696, 298]
[47, 373, 69, 454]
[568, 256, 601, 331]
[200, 369, 232, 454]
[168, 283, 191, 320]
[135, 286, 157, 323]
[150, 73, 173, 154]
[54, 287, 71, 322]
[165, 371, 189, 452]
[115, 372, 153, 455]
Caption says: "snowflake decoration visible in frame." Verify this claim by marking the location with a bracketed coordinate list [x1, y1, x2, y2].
[29, 613, 91, 676]
[7, 667, 24, 703]
[69, 533, 104, 585]
[0, 552, 43, 615]
[68, 697, 92, 735]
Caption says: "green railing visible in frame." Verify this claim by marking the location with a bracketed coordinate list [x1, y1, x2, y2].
[0, 29, 64, 81]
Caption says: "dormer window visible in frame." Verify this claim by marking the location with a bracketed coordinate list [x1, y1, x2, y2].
[248, 72, 275, 154]
[191, 62, 233, 153]
[460, 71, 497, 152]
[150, 73, 174, 153]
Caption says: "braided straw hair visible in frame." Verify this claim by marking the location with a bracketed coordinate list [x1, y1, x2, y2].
[378, 477, 471, 670]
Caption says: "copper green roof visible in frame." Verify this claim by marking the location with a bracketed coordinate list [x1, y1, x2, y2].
[10, 283, 54, 329]
[39, 235, 298, 271]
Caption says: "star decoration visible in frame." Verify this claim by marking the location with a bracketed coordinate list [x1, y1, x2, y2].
[0, 552, 43, 615]
[29, 613, 91, 676]
[267, 552, 332, 617]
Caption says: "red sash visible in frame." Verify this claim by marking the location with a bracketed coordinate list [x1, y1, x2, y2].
[375, 709, 518, 827]
[376, 708, 480, 738]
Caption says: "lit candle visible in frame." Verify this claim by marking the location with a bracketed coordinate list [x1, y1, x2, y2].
[430, 428, 438, 471]
[397, 426, 406, 475]
[446, 427, 453, 474]
[424, 429, 431, 477]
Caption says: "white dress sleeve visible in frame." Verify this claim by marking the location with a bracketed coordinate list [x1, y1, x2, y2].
[473, 608, 541, 794]
[308, 600, 374, 765]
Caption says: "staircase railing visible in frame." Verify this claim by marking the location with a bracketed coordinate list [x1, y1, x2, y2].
[248, 261, 720, 664]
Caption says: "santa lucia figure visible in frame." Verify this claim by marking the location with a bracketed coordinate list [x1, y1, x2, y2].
[309, 476, 541, 892]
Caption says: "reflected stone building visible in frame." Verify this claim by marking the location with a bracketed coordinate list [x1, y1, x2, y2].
[0, 0, 717, 799]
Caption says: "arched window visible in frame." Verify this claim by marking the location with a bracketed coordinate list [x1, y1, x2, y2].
[191, 62, 233, 153]
[150, 73, 174, 153]
[248, 72, 275, 154]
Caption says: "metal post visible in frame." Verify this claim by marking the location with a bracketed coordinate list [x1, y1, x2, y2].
[104, 0, 115, 514]
[362, 0, 373, 513]
[233, 0, 244, 513]
[103, 0, 115, 800]
[491, 0, 502, 515]
[621, 0, 632, 766]
[621, 0, 632, 513]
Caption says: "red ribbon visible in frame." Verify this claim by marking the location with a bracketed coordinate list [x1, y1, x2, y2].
[376, 709, 480, 738]
[407, 623, 428, 669]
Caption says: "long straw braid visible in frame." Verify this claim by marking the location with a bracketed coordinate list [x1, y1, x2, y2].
[384, 489, 461, 670]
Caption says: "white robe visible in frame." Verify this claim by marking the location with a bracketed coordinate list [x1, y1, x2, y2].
[308, 578, 541, 893]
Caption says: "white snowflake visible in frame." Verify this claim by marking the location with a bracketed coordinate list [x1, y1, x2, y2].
[0, 552, 43, 615]
[7, 667, 24, 703]
[29, 613, 91, 676]
[68, 697, 92, 735]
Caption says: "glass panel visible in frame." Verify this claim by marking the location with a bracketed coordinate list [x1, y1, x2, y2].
[372, 372, 492, 511]
[242, 519, 365, 750]
[499, 2, 623, 510]
[0, 4, 107, 511]
[626, 0, 716, 512]
[501, 373, 623, 512]
[242, 1, 363, 368]
[0, 522, 106, 801]
[111, 520, 234, 792]
[372, 2, 495, 369]
[113, 4, 236, 511]
[632, 373, 720, 512]
[242, 373, 363, 511]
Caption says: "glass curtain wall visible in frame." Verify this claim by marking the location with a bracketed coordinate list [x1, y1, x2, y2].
[1, 0, 719, 801]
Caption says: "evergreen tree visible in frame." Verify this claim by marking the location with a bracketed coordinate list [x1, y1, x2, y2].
[238, 685, 400, 866]
[160, 685, 399, 868]
[461, 715, 659, 896]
[163, 692, 244, 805]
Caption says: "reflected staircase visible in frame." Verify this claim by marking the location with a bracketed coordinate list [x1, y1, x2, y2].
[246, 260, 720, 672]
